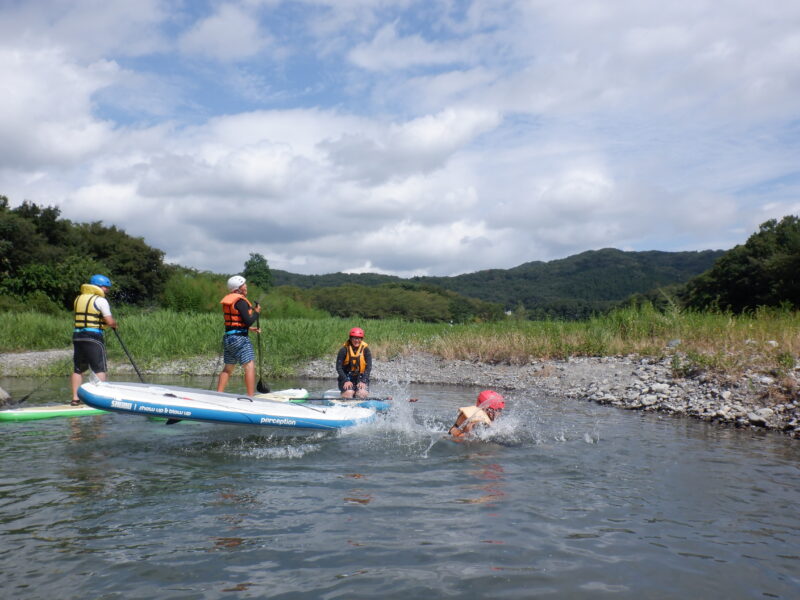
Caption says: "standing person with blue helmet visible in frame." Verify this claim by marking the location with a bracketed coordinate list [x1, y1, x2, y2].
[217, 275, 261, 396]
[71, 274, 117, 405]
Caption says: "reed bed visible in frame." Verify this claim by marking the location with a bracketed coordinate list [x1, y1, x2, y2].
[1, 305, 797, 378]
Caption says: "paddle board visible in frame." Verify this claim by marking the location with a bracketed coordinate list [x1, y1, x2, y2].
[253, 388, 310, 402]
[0, 404, 106, 422]
[79, 381, 377, 430]
[149, 388, 311, 422]
[320, 388, 391, 412]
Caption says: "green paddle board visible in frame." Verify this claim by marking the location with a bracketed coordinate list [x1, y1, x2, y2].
[0, 404, 107, 422]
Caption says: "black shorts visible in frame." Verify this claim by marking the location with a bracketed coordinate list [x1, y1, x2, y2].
[73, 332, 108, 374]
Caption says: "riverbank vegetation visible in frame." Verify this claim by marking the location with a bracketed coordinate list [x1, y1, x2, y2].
[2, 196, 798, 382]
[2, 304, 797, 380]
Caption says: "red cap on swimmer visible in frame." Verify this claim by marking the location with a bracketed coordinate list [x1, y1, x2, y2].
[476, 390, 505, 410]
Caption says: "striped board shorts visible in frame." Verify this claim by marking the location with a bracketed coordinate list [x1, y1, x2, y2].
[222, 335, 256, 365]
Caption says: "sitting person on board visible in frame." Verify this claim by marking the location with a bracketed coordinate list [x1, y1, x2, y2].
[71, 274, 118, 406]
[449, 390, 505, 440]
[217, 275, 261, 396]
[336, 327, 371, 399]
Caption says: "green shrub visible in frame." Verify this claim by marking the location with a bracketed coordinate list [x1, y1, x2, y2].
[23, 291, 66, 316]
[160, 271, 226, 312]
[0, 295, 26, 313]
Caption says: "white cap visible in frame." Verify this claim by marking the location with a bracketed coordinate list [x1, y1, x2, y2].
[227, 275, 246, 291]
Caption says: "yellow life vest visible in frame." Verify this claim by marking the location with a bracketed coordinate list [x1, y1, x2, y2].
[73, 284, 106, 330]
[342, 341, 369, 374]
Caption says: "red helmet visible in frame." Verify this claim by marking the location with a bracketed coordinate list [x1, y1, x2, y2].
[349, 327, 365, 338]
[476, 390, 504, 410]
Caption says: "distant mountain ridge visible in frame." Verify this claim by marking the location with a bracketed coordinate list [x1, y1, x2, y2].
[273, 248, 725, 318]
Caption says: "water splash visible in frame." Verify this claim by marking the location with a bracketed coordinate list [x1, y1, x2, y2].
[176, 431, 330, 459]
[241, 442, 324, 460]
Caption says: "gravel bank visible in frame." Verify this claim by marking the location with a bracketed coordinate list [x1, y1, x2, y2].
[2, 349, 798, 438]
[303, 352, 799, 438]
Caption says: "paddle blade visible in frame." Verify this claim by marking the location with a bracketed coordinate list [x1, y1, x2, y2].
[256, 380, 270, 394]
[15, 392, 33, 405]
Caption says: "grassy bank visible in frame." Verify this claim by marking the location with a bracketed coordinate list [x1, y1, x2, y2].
[1, 305, 798, 378]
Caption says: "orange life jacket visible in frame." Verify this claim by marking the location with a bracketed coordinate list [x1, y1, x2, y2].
[342, 341, 369, 374]
[221, 292, 253, 330]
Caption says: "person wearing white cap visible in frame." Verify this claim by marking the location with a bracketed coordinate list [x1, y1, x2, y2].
[217, 275, 261, 395]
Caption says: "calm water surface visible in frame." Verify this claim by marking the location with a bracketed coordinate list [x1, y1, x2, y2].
[1, 375, 799, 599]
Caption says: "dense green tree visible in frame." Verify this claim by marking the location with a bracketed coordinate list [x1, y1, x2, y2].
[75, 222, 167, 305]
[510, 302, 527, 320]
[0, 197, 48, 277]
[682, 215, 800, 312]
[243, 252, 273, 291]
[0, 196, 169, 308]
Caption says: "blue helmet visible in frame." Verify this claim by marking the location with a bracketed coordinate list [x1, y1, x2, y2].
[90, 274, 112, 288]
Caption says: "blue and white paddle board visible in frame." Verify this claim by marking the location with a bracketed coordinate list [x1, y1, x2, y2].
[78, 381, 376, 430]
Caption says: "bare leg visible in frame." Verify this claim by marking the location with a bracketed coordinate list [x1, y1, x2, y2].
[217, 364, 234, 392]
[71, 372, 83, 402]
[243, 361, 255, 396]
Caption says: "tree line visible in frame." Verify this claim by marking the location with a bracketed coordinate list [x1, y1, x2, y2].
[0, 196, 168, 313]
[0, 196, 502, 322]
[2, 195, 797, 320]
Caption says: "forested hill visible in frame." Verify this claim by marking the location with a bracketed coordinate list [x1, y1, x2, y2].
[273, 248, 725, 319]
[416, 248, 724, 306]
[271, 271, 401, 288]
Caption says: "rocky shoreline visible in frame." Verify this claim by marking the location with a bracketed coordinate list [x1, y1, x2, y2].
[2, 349, 798, 438]
[300, 353, 800, 438]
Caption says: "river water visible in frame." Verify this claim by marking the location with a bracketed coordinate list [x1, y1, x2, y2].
[1, 375, 799, 599]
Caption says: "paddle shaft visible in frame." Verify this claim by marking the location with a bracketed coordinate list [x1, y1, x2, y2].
[15, 379, 50, 405]
[254, 304, 269, 393]
[112, 328, 145, 383]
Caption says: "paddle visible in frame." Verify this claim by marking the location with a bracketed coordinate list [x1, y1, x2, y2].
[112, 328, 145, 383]
[11, 378, 52, 406]
[254, 303, 269, 394]
[15, 390, 36, 405]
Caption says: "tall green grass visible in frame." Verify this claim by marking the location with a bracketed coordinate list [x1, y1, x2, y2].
[1, 305, 797, 378]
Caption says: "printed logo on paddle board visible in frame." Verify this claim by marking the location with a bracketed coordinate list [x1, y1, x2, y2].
[135, 404, 191, 417]
[260, 417, 297, 426]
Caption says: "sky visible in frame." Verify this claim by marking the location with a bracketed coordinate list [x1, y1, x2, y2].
[1, 0, 799, 277]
